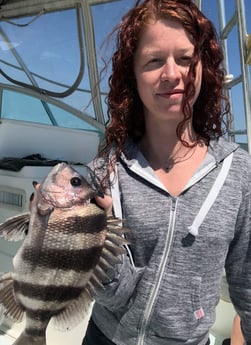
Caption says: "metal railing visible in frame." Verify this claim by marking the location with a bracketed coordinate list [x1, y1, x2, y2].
[195, 0, 251, 153]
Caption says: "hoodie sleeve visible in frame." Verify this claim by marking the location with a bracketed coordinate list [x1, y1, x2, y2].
[225, 155, 251, 345]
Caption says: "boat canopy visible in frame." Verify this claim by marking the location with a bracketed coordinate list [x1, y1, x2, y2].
[0, 0, 134, 133]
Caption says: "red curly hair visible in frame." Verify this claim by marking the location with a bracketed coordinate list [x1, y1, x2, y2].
[96, 0, 229, 187]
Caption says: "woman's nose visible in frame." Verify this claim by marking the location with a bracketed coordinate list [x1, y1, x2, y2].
[161, 61, 180, 82]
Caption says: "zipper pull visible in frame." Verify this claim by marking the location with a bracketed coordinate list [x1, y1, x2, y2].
[171, 197, 177, 211]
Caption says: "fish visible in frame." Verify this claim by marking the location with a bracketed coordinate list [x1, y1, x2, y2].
[0, 163, 127, 345]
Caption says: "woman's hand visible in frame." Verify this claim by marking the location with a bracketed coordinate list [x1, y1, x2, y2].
[94, 194, 113, 215]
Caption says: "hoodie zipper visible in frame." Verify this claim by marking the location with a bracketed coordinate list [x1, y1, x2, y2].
[137, 197, 178, 345]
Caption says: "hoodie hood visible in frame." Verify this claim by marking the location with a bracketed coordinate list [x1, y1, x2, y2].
[120, 137, 239, 168]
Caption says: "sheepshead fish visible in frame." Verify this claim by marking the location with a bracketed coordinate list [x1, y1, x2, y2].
[0, 163, 127, 345]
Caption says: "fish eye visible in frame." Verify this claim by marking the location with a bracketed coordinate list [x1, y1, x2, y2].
[70, 177, 82, 187]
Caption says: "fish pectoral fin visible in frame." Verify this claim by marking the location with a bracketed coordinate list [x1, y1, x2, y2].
[0, 274, 25, 322]
[0, 212, 30, 241]
[51, 289, 92, 331]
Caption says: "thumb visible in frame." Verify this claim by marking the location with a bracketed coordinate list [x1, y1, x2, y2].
[95, 194, 113, 215]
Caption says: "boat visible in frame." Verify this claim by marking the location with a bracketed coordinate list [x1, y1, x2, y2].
[0, 0, 250, 344]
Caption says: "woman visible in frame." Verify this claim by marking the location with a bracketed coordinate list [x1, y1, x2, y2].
[82, 1, 251, 344]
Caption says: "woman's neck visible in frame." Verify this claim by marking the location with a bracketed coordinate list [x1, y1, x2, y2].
[138, 122, 204, 172]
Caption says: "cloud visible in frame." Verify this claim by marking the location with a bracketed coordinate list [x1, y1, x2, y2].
[0, 40, 21, 51]
[41, 51, 61, 59]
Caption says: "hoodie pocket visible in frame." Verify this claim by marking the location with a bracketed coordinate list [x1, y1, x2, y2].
[149, 273, 202, 341]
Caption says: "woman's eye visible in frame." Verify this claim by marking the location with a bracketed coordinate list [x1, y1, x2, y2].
[150, 58, 160, 63]
[179, 56, 193, 66]
[148, 58, 164, 67]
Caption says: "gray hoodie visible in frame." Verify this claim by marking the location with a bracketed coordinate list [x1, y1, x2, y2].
[91, 137, 251, 345]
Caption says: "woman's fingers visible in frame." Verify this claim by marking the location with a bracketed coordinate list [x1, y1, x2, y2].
[95, 194, 113, 215]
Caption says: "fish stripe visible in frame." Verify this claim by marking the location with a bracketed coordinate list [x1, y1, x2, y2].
[13, 266, 91, 287]
[49, 212, 107, 234]
[14, 280, 83, 302]
[21, 246, 103, 271]
[25, 328, 45, 337]
[37, 232, 104, 251]
[15, 293, 69, 311]
[25, 306, 63, 321]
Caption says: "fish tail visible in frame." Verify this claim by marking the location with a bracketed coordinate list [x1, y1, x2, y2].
[12, 331, 46, 345]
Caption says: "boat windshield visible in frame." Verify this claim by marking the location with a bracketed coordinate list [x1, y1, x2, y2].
[0, 0, 135, 133]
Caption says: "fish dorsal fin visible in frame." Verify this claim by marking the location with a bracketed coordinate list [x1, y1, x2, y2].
[51, 290, 92, 331]
[0, 212, 30, 241]
[0, 273, 25, 322]
[86, 217, 128, 297]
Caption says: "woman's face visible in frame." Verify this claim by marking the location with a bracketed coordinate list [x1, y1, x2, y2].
[134, 18, 202, 123]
